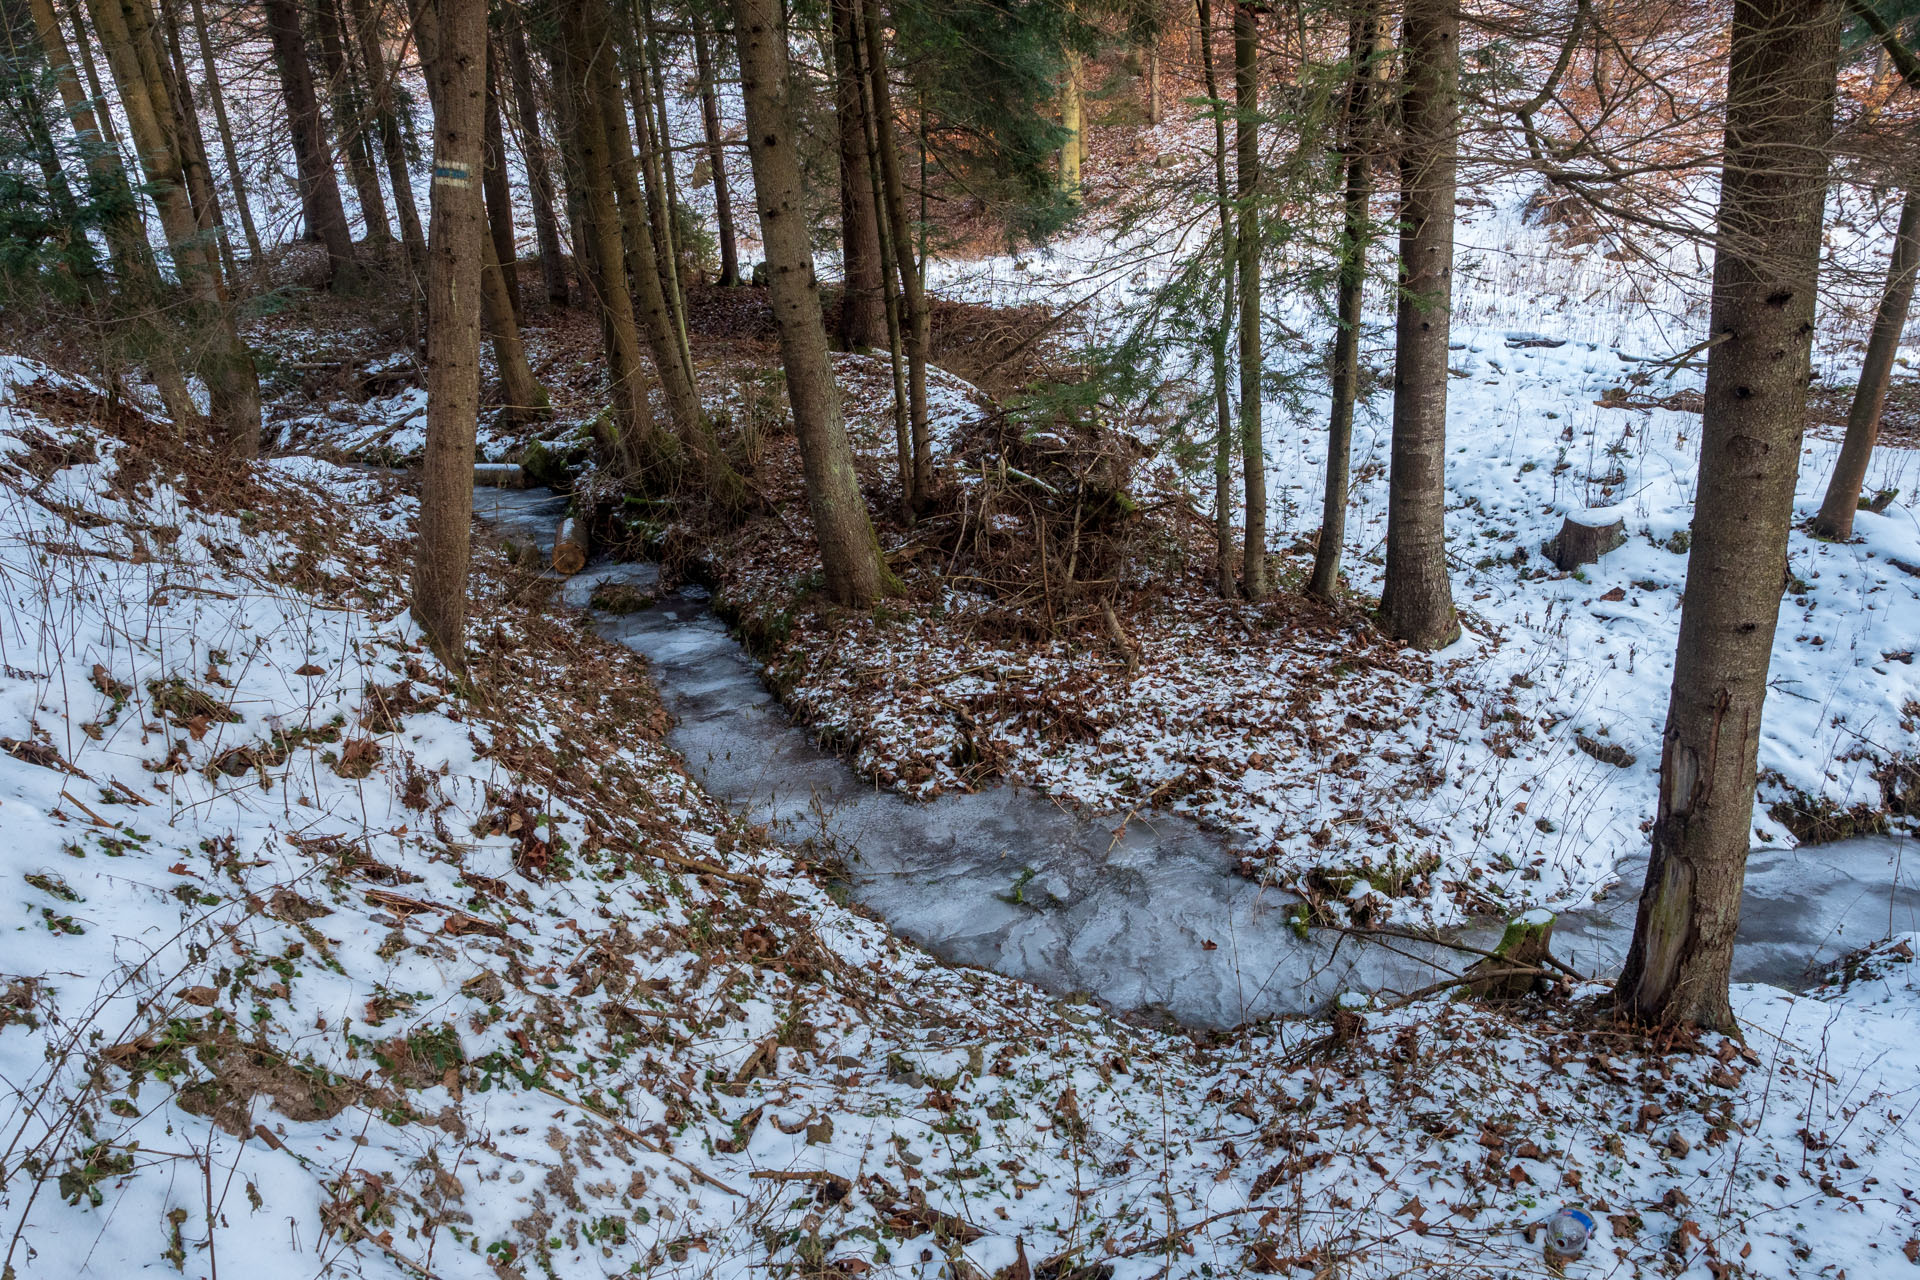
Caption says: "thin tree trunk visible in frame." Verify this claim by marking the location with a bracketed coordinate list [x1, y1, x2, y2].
[315, 0, 392, 244]
[863, 0, 931, 503]
[186, 0, 263, 273]
[622, 0, 693, 382]
[1615, 0, 1842, 1032]
[1813, 185, 1919, 539]
[691, 13, 740, 287]
[850, 0, 910, 502]
[1148, 41, 1162, 125]
[1378, 0, 1458, 646]
[481, 235, 546, 422]
[348, 0, 427, 274]
[157, 0, 237, 285]
[482, 37, 520, 318]
[833, 0, 883, 348]
[1309, 3, 1384, 603]
[85, 0, 261, 451]
[1060, 47, 1083, 195]
[1198, 0, 1235, 599]
[1233, 1, 1266, 599]
[503, 12, 566, 306]
[732, 0, 890, 608]
[411, 0, 487, 664]
[639, 0, 689, 346]
[551, 0, 660, 465]
[265, 0, 361, 289]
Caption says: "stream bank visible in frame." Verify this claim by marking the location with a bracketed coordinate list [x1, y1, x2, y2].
[477, 484, 1920, 1028]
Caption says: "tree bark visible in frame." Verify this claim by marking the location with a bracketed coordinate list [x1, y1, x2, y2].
[550, 0, 661, 463]
[348, 0, 428, 274]
[85, 0, 261, 451]
[265, 0, 362, 289]
[1378, 0, 1459, 647]
[1197, 0, 1235, 599]
[482, 37, 520, 318]
[1060, 48, 1083, 196]
[410, 0, 488, 664]
[732, 0, 890, 608]
[692, 13, 741, 287]
[1614, 0, 1842, 1032]
[1309, 3, 1385, 603]
[863, 0, 931, 503]
[503, 12, 566, 306]
[157, 0, 237, 285]
[832, 0, 884, 348]
[1812, 185, 1919, 540]
[1233, 2, 1266, 598]
[850, 2, 911, 504]
[314, 0, 391, 244]
[185, 0, 264, 274]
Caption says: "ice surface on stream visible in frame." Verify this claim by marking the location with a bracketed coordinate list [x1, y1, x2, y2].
[475, 487, 1920, 1027]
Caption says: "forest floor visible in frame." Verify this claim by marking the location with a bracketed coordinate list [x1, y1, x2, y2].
[0, 346, 1918, 1280]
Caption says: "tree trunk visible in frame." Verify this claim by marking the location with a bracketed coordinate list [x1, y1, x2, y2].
[863, 0, 931, 503]
[1148, 40, 1162, 125]
[732, 0, 890, 608]
[551, 0, 662, 463]
[313, 0, 391, 245]
[186, 0, 264, 274]
[1309, 3, 1385, 603]
[851, 2, 912, 505]
[265, 0, 361, 289]
[1060, 48, 1083, 195]
[85, 0, 261, 452]
[410, 0, 488, 664]
[1812, 185, 1919, 539]
[1197, 0, 1235, 599]
[692, 14, 741, 287]
[622, 0, 694, 383]
[1614, 0, 1842, 1032]
[157, 0, 237, 286]
[482, 38, 521, 318]
[1378, 0, 1459, 647]
[481, 235, 546, 424]
[1233, 2, 1266, 598]
[348, 0, 427, 274]
[833, 0, 884, 348]
[504, 13, 566, 306]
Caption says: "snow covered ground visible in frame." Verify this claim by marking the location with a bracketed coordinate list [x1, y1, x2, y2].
[0, 354, 1915, 1279]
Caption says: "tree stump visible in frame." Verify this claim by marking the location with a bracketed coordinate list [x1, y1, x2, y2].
[1542, 514, 1625, 571]
[552, 516, 588, 575]
[1465, 910, 1556, 999]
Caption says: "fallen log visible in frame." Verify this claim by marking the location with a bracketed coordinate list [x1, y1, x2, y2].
[474, 462, 527, 489]
[1466, 910, 1556, 999]
[552, 516, 588, 575]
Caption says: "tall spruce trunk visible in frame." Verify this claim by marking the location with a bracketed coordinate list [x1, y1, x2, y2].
[482, 39, 520, 317]
[1812, 185, 1919, 539]
[27, 0, 198, 424]
[186, 0, 263, 273]
[85, 0, 261, 452]
[504, 15, 566, 306]
[691, 14, 741, 287]
[851, 3, 912, 504]
[1309, 4, 1384, 602]
[1233, 1, 1266, 598]
[1615, 0, 1842, 1032]
[410, 0, 488, 663]
[863, 0, 931, 502]
[156, 0, 236, 285]
[552, 0, 662, 464]
[832, 0, 884, 348]
[1378, 0, 1458, 647]
[1197, 0, 1236, 598]
[313, 0, 391, 244]
[732, 0, 889, 607]
[1060, 48, 1083, 195]
[348, 0, 427, 273]
[265, 0, 361, 289]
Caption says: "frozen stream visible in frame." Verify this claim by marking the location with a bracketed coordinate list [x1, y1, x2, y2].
[478, 485, 1920, 1027]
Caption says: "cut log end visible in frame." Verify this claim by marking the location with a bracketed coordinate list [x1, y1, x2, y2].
[1542, 514, 1625, 571]
[552, 516, 588, 575]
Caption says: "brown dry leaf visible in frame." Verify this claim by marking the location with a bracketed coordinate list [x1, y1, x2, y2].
[176, 986, 219, 1007]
